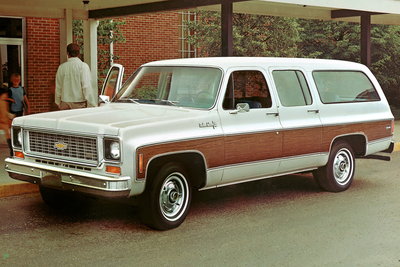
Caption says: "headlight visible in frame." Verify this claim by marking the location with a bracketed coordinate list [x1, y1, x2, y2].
[110, 141, 120, 159]
[18, 130, 23, 145]
[12, 127, 22, 148]
[104, 138, 121, 160]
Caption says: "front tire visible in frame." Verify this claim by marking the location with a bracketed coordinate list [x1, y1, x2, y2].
[140, 163, 192, 230]
[314, 141, 355, 192]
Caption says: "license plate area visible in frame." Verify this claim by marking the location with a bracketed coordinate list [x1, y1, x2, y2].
[41, 172, 62, 187]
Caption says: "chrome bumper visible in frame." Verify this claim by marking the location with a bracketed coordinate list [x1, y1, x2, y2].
[4, 158, 131, 198]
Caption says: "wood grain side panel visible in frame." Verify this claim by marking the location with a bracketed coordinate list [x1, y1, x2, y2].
[136, 120, 392, 179]
[224, 132, 282, 165]
[321, 120, 392, 152]
[282, 127, 323, 157]
[362, 120, 393, 141]
[137, 137, 225, 179]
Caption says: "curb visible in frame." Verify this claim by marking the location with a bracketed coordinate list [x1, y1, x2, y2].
[1, 141, 400, 198]
[394, 142, 400, 152]
[0, 182, 38, 198]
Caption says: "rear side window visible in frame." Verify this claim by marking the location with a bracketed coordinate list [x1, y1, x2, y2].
[313, 71, 380, 104]
[272, 70, 312, 107]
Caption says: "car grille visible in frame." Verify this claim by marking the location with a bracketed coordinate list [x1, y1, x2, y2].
[28, 131, 98, 162]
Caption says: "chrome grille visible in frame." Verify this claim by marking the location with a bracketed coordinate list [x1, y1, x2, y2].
[28, 131, 97, 162]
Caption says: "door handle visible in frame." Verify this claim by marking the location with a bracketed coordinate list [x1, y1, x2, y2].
[266, 112, 279, 117]
[307, 109, 319, 114]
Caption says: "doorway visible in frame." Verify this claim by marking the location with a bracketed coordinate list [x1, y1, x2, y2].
[0, 17, 24, 87]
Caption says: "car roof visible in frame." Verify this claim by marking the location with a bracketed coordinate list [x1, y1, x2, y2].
[142, 57, 366, 71]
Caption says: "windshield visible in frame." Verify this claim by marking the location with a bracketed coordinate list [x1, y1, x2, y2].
[113, 66, 222, 109]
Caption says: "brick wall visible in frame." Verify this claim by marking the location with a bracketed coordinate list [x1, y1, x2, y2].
[26, 17, 60, 113]
[25, 12, 180, 113]
[112, 11, 180, 82]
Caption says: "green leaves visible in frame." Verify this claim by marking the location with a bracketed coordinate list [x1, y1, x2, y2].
[73, 19, 126, 85]
[186, 11, 400, 106]
[186, 11, 300, 57]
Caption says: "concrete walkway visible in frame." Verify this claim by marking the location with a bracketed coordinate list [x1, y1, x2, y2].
[1, 121, 400, 197]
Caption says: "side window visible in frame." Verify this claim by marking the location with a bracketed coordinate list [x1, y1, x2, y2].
[272, 70, 312, 107]
[223, 70, 272, 110]
[313, 71, 380, 103]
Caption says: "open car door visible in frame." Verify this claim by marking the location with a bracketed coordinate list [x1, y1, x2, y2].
[99, 64, 124, 104]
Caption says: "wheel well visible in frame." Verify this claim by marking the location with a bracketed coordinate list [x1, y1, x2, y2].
[332, 134, 366, 157]
[146, 152, 207, 189]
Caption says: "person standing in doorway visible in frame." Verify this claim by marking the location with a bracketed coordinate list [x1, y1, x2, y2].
[55, 43, 97, 110]
[9, 73, 31, 117]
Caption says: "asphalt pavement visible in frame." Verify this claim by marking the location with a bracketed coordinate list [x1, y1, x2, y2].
[1, 152, 400, 266]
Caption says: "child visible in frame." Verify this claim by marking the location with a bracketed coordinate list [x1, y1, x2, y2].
[9, 73, 30, 117]
[0, 87, 15, 156]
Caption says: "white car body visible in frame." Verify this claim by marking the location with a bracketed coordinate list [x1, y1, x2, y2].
[5, 57, 394, 229]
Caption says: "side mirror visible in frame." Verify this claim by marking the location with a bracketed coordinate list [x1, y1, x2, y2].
[99, 95, 110, 104]
[229, 102, 250, 114]
[236, 103, 250, 113]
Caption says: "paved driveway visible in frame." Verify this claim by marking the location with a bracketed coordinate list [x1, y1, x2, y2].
[0, 153, 400, 266]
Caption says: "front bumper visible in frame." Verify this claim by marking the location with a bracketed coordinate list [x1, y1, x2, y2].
[5, 158, 131, 198]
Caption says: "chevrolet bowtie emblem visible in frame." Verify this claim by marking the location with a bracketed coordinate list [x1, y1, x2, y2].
[54, 142, 68, 151]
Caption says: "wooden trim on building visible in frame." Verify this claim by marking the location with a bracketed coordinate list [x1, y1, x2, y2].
[89, 0, 249, 19]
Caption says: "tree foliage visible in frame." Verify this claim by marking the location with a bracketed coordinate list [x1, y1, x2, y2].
[73, 19, 126, 78]
[186, 11, 300, 57]
[186, 12, 400, 106]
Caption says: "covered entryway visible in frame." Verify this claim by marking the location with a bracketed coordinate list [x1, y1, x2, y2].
[2, 0, 400, 113]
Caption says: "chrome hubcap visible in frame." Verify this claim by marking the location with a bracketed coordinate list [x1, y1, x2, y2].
[333, 148, 353, 185]
[159, 172, 189, 221]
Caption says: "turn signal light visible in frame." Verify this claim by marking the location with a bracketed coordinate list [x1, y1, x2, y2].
[14, 151, 24, 159]
[106, 165, 121, 174]
[391, 120, 395, 135]
[138, 154, 144, 174]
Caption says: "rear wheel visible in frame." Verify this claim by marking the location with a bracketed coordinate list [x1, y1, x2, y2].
[314, 141, 355, 192]
[140, 163, 192, 230]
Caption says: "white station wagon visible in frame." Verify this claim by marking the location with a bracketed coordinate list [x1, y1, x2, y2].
[5, 57, 394, 230]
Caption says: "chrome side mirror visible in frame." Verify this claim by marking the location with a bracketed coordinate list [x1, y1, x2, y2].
[236, 103, 250, 113]
[99, 95, 110, 104]
[229, 102, 250, 114]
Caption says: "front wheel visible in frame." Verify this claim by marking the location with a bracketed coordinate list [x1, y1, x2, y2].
[313, 141, 355, 192]
[140, 163, 192, 230]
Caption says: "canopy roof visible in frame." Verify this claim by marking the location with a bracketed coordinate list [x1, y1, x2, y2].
[1, 0, 400, 25]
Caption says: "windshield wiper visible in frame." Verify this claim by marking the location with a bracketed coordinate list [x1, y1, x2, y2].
[157, 99, 179, 106]
[117, 97, 140, 104]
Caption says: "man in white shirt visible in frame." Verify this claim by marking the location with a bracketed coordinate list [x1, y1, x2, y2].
[55, 43, 97, 110]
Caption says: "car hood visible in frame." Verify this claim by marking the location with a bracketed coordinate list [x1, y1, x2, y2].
[15, 103, 209, 136]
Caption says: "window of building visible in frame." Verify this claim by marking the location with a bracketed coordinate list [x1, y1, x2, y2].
[0, 17, 24, 87]
[223, 70, 272, 110]
[0, 18, 22, 38]
[313, 71, 380, 103]
[178, 11, 197, 58]
[272, 70, 312, 107]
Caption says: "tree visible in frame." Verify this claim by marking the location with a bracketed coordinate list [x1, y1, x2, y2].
[73, 19, 126, 81]
[186, 11, 300, 57]
[370, 25, 400, 106]
[187, 11, 400, 106]
[298, 19, 400, 106]
[297, 19, 360, 61]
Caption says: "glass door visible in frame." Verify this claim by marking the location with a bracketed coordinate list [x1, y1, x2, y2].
[0, 17, 24, 88]
[0, 38, 24, 87]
